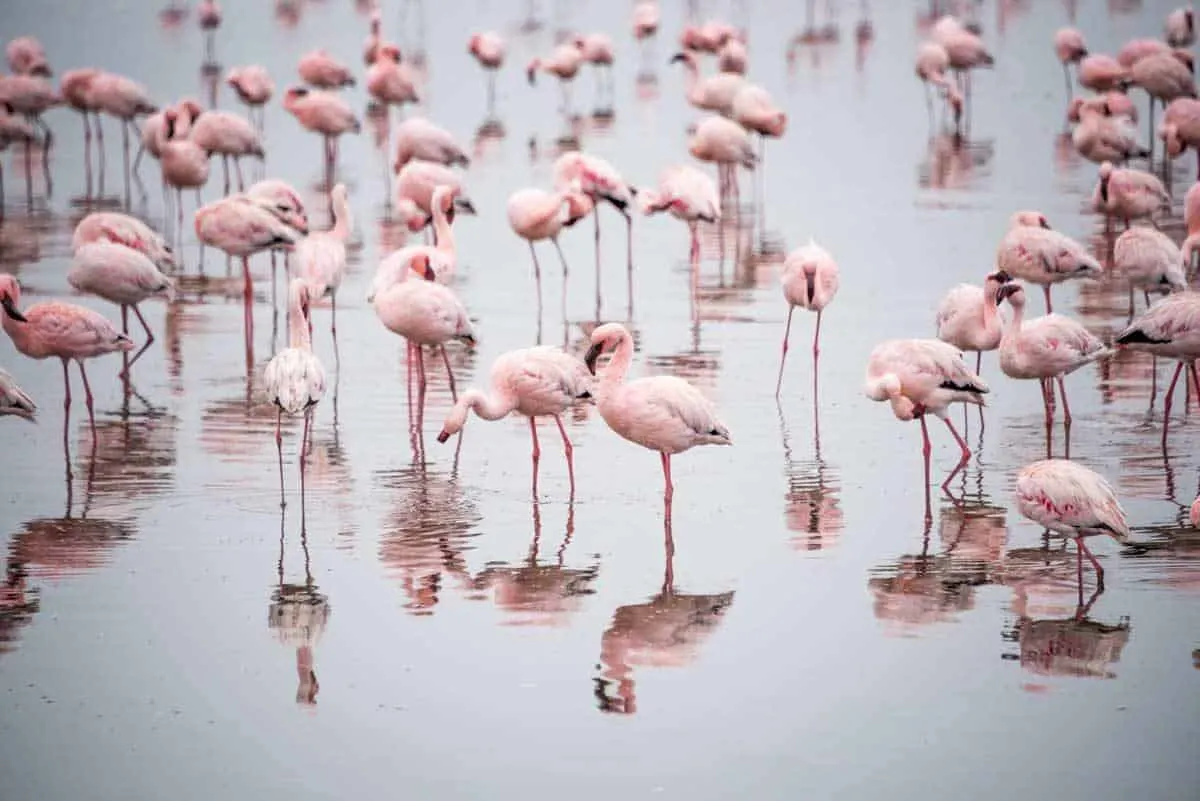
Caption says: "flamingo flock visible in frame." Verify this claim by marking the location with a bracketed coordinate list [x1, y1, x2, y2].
[3, 1, 1200, 608]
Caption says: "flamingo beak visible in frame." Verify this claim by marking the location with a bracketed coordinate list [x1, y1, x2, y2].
[436, 429, 451, 443]
[669, 52, 688, 65]
[453, 197, 477, 216]
[584, 342, 604, 374]
[805, 273, 816, 305]
[996, 284, 1020, 304]
[1, 296, 26, 322]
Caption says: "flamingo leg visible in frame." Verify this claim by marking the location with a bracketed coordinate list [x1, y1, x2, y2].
[1042, 284, 1053, 314]
[440, 345, 457, 402]
[940, 415, 971, 489]
[416, 345, 427, 432]
[529, 241, 544, 323]
[552, 235, 570, 322]
[812, 308, 823, 365]
[276, 409, 286, 508]
[1056, 375, 1073, 426]
[1078, 537, 1105, 589]
[78, 361, 96, 436]
[530, 416, 541, 496]
[624, 212, 634, 317]
[593, 209, 602, 312]
[660, 451, 674, 503]
[1162, 361, 1184, 447]
[775, 306, 794, 398]
[554, 413, 575, 496]
[61, 357, 72, 420]
[919, 414, 932, 520]
[1189, 361, 1200, 409]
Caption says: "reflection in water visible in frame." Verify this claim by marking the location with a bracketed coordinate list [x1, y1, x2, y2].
[917, 134, 995, 191]
[267, 516, 330, 706]
[779, 403, 843, 551]
[79, 397, 178, 511]
[0, 562, 39, 657]
[377, 465, 480, 614]
[594, 525, 734, 714]
[470, 501, 600, 626]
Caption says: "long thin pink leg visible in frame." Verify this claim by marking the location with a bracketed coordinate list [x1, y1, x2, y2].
[61, 357, 71, 420]
[528, 241, 544, 322]
[1056, 375, 1072, 426]
[1042, 284, 1053, 314]
[276, 409, 286, 508]
[416, 346, 427, 431]
[530, 416, 542, 496]
[660, 451, 674, 504]
[1162, 361, 1184, 447]
[1078, 538, 1105, 589]
[1188, 361, 1200, 410]
[554, 414, 575, 496]
[78, 361, 96, 436]
[812, 309, 823, 386]
[299, 410, 311, 504]
[941, 415, 971, 489]
[440, 345, 457, 402]
[1076, 541, 1084, 606]
[919, 415, 932, 520]
[775, 306, 794, 397]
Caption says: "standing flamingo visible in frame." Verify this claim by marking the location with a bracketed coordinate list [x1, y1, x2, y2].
[584, 322, 731, 504]
[198, 0, 222, 60]
[1078, 54, 1131, 94]
[1129, 50, 1196, 146]
[195, 193, 302, 298]
[72, 211, 175, 268]
[997, 282, 1113, 428]
[718, 38, 748, 75]
[1116, 291, 1200, 445]
[864, 338, 986, 503]
[508, 185, 583, 321]
[294, 183, 351, 336]
[934, 270, 1012, 375]
[1014, 459, 1130, 589]
[0, 273, 133, 435]
[468, 31, 505, 115]
[189, 109, 264, 193]
[1160, 96, 1200, 178]
[639, 164, 720, 269]
[226, 66, 274, 129]
[159, 104, 211, 234]
[669, 50, 747, 115]
[1092, 161, 1169, 229]
[1113, 226, 1187, 315]
[916, 42, 963, 129]
[67, 242, 174, 375]
[731, 84, 787, 172]
[265, 278, 326, 502]
[776, 240, 839, 397]
[1069, 100, 1146, 164]
[688, 114, 757, 206]
[436, 346, 593, 495]
[553, 152, 637, 300]
[1054, 28, 1088, 101]
[393, 117, 469, 170]
[6, 37, 51, 77]
[298, 50, 355, 89]
[527, 41, 584, 112]
[90, 72, 157, 187]
[60, 69, 102, 184]
[574, 33, 615, 109]
[996, 210, 1101, 313]
[394, 159, 476, 237]
[282, 87, 361, 179]
[367, 44, 420, 112]
[0, 367, 35, 419]
[1166, 8, 1196, 48]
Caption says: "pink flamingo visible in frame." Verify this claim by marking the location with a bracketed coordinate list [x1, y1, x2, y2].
[189, 109, 263, 193]
[633, 2, 660, 41]
[1055, 28, 1088, 100]
[467, 31, 505, 114]
[776, 240, 839, 397]
[669, 50, 747, 115]
[1015, 459, 1130, 589]
[680, 21, 737, 54]
[1184, 182, 1200, 268]
[554, 152, 637, 300]
[226, 66, 274, 129]
[915, 41, 963, 128]
[0, 74, 61, 144]
[997, 282, 1113, 428]
[294, 183, 351, 336]
[0, 367, 35, 419]
[508, 185, 583, 320]
[639, 164, 719, 268]
[996, 210, 1101, 313]
[0, 273, 134, 435]
[132, 98, 202, 182]
[1129, 50, 1196, 144]
[6, 37, 51, 77]
[246, 179, 309, 234]
[732, 84, 786, 169]
[282, 87, 361, 176]
[688, 114, 756, 205]
[264, 278, 326, 501]
[1117, 38, 1171, 68]
[159, 104, 210, 233]
[1166, 7, 1196, 48]
[393, 117, 468, 171]
[298, 50, 355, 90]
[436, 346, 593, 495]
[935, 270, 1012, 374]
[68, 242, 174, 375]
[198, 0, 222, 59]
[367, 44, 420, 111]
[1116, 291, 1200, 445]
[90, 73, 157, 183]
[60, 69, 102, 180]
[195, 193, 302, 295]
[371, 251, 475, 407]
[931, 18, 993, 104]
[1160, 97, 1200, 178]
[863, 338, 986, 502]
[574, 33, 615, 108]
[73, 210, 175, 267]
[1078, 54, 1130, 93]
[0, 107, 38, 218]
[584, 322, 731, 504]
[718, 38, 747, 75]
[1113, 226, 1187, 315]
[1092, 161, 1169, 229]
[394, 159, 476, 234]
[1191, 496, 1200, 527]
[1069, 100, 1146, 163]
[527, 41, 584, 112]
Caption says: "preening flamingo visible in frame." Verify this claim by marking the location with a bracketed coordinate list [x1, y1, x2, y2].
[0, 273, 133, 435]
[864, 338, 987, 501]
[997, 282, 1113, 428]
[669, 50, 747, 115]
[264, 279, 327, 502]
[1116, 291, 1200, 445]
[294, 183, 352, 335]
[226, 66, 274, 128]
[995, 210, 1101, 313]
[934, 270, 1012, 375]
[367, 44, 420, 111]
[394, 159, 476, 232]
[1069, 100, 1147, 163]
[393, 117, 468, 171]
[527, 41, 583, 111]
[776, 240, 839, 397]
[1054, 27, 1088, 100]
[72, 211, 175, 269]
[718, 38, 747, 75]
[1113, 226, 1187, 315]
[1014, 459, 1130, 589]
[159, 104, 211, 233]
[0, 367, 35, 419]
[584, 322, 731, 504]
[436, 346, 593, 495]
[67, 242, 174, 375]
[1078, 54, 1130, 93]
[298, 50, 355, 89]
[1092, 161, 1169, 229]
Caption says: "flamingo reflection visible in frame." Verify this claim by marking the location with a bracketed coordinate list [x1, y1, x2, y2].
[268, 511, 329, 707]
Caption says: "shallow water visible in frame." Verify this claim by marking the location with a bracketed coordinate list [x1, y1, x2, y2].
[1, 1, 1199, 799]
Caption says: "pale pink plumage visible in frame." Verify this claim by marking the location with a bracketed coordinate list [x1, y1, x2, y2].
[669, 50, 747, 115]
[189, 109, 263, 192]
[633, 2, 660, 40]
[6, 37, 51, 77]
[367, 45, 420, 107]
[1116, 291, 1200, 442]
[1166, 8, 1196, 48]
[1070, 103, 1144, 163]
[777, 240, 839, 396]
[298, 50, 355, 89]
[718, 39, 747, 74]
[1093, 161, 1169, 227]
[934, 271, 1010, 372]
[1117, 38, 1170, 68]
[226, 66, 274, 123]
[294, 184, 352, 332]
[392, 117, 467, 170]
[1129, 51, 1197, 105]
[1078, 55, 1130, 93]
[996, 211, 1101, 313]
[73, 212, 174, 268]
[394, 159, 474, 227]
[1114, 226, 1187, 307]
[639, 164, 719, 267]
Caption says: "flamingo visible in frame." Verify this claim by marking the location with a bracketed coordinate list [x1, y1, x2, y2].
[264, 278, 326, 501]
[68, 242, 174, 375]
[367, 44, 420, 111]
[282, 86, 361, 174]
[633, 2, 660, 41]
[1078, 55, 1130, 93]
[0, 273, 134, 435]
[1129, 50, 1197, 144]
[527, 41, 584, 112]
[435, 346, 593, 495]
[394, 159, 476, 234]
[298, 50, 355, 89]
[1192, 496, 1200, 528]
[639, 164, 720, 269]
[776, 240, 839, 397]
[195, 194, 302, 297]
[159, 104, 211, 234]
[371, 251, 475, 405]
[188, 109, 264, 193]
[0, 106, 37, 219]
[0, 366, 35, 419]
[1070, 100, 1147, 164]
[554, 152, 636, 293]
[997, 282, 1113, 428]
[1113, 226, 1187, 315]
[507, 185, 583, 320]
[1184, 182, 1200, 269]
[996, 210, 1101, 313]
[6, 37, 51, 77]
[584, 322, 731, 503]
[132, 98, 203, 185]
[245, 179, 309, 235]
[1054, 28, 1088, 100]
[718, 38, 748, 75]
[574, 33, 615, 108]
[688, 114, 756, 204]
[72, 212, 175, 269]
[1166, 8, 1196, 48]
[1092, 161, 1169, 229]
[392, 117, 468, 171]
[668, 50, 747, 115]
[467, 31, 505, 114]
[916, 42, 964, 129]
[934, 270, 1012, 375]
[1014, 459, 1130, 589]
[1116, 291, 1200, 445]
[1118, 38, 1172, 68]
[226, 66, 274, 128]
[60, 69, 102, 180]
[90, 73, 157, 183]
[864, 338, 985, 500]
[0, 74, 60, 145]
[1160, 97, 1200, 178]
[294, 183, 352, 336]
[731, 84, 787, 170]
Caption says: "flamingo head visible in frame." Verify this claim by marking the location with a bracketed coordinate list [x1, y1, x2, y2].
[284, 86, 310, 106]
[1010, 210, 1051, 230]
[380, 43, 403, 64]
[584, 322, 629, 374]
[0, 275, 25, 322]
[408, 251, 438, 282]
[669, 51, 694, 67]
[467, 34, 480, 54]
[437, 394, 474, 443]
[996, 281, 1025, 309]
[985, 270, 1014, 304]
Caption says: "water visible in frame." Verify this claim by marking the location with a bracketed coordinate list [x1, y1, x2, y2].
[1, 1, 1199, 799]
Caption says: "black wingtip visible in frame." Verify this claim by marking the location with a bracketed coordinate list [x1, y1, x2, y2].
[1116, 329, 1169, 345]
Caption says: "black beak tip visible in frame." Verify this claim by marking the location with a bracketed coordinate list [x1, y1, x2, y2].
[436, 430, 450, 443]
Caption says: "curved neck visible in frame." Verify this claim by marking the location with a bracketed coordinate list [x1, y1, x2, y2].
[680, 59, 699, 99]
[981, 287, 1000, 327]
[330, 193, 351, 241]
[432, 198, 454, 255]
[1003, 301, 1025, 341]
[289, 297, 313, 350]
[465, 388, 517, 421]
[600, 332, 634, 388]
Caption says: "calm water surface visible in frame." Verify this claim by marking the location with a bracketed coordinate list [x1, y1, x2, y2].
[1, 1, 1198, 799]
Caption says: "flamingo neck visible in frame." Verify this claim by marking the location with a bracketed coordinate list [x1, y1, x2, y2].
[432, 201, 455, 256]
[681, 59, 700, 102]
[465, 388, 517, 421]
[330, 194, 351, 241]
[981, 288, 1000, 328]
[289, 300, 313, 350]
[1002, 301, 1025, 344]
[600, 332, 634, 389]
